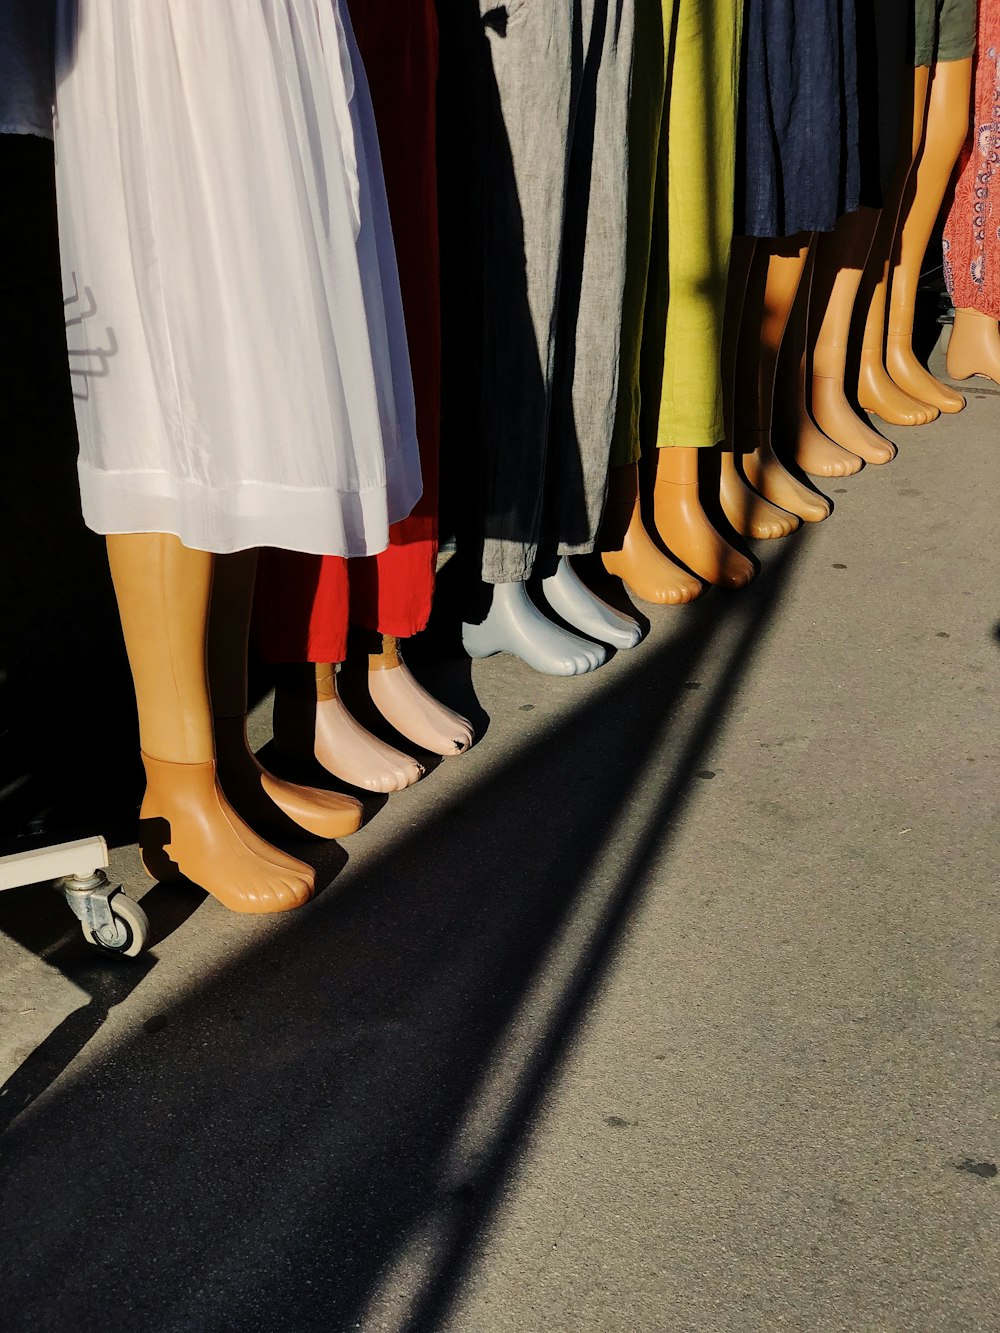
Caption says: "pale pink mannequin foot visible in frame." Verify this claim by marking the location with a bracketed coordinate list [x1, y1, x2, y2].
[811, 374, 896, 465]
[273, 670, 424, 793]
[214, 715, 364, 840]
[857, 351, 939, 425]
[718, 449, 800, 539]
[946, 309, 1000, 384]
[884, 334, 965, 414]
[737, 429, 832, 523]
[367, 638, 475, 757]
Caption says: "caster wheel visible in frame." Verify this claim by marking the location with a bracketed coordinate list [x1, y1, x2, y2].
[81, 891, 150, 957]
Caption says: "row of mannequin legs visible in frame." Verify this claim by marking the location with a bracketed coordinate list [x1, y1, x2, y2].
[461, 53, 975, 679]
[110, 58, 974, 910]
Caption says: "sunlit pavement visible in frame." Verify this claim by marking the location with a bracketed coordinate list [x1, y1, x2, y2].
[1, 336, 997, 1331]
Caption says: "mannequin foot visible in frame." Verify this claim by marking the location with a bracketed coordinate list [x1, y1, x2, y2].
[719, 451, 801, 539]
[738, 430, 832, 523]
[788, 407, 864, 477]
[811, 375, 896, 465]
[601, 504, 703, 605]
[139, 754, 314, 913]
[214, 716, 363, 840]
[857, 353, 940, 425]
[653, 467, 755, 588]
[367, 647, 475, 757]
[540, 556, 643, 650]
[462, 580, 606, 676]
[884, 334, 965, 414]
[946, 309, 1000, 384]
[273, 677, 424, 793]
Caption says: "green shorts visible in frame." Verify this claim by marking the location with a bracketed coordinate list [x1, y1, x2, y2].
[914, 0, 976, 66]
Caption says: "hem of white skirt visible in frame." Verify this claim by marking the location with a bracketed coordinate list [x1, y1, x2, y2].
[77, 460, 423, 558]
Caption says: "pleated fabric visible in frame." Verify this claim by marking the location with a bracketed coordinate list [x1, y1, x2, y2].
[253, 0, 441, 663]
[735, 0, 861, 238]
[943, 0, 1000, 317]
[612, 0, 742, 464]
[54, 0, 421, 557]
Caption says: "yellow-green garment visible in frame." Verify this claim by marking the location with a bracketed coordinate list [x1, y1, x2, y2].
[612, 0, 744, 464]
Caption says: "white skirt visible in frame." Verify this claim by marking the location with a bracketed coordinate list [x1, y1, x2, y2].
[54, 0, 422, 557]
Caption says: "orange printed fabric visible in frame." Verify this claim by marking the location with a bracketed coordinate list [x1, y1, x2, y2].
[943, 1, 1000, 317]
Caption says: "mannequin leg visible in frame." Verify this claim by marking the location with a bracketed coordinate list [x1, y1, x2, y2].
[736, 236, 832, 523]
[107, 534, 313, 913]
[807, 210, 897, 467]
[273, 664, 425, 793]
[884, 58, 973, 413]
[209, 550, 364, 839]
[652, 448, 755, 587]
[719, 234, 802, 537]
[462, 581, 607, 676]
[946, 308, 1000, 383]
[365, 635, 475, 756]
[540, 557, 643, 650]
[857, 66, 940, 425]
[600, 463, 704, 604]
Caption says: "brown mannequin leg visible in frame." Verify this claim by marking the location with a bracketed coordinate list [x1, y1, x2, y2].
[107, 533, 314, 913]
[273, 663, 424, 793]
[736, 235, 832, 522]
[808, 210, 897, 467]
[885, 58, 972, 413]
[719, 234, 801, 538]
[946, 308, 1000, 383]
[857, 66, 940, 425]
[652, 447, 755, 588]
[209, 549, 364, 840]
[366, 634, 475, 756]
[601, 461, 703, 603]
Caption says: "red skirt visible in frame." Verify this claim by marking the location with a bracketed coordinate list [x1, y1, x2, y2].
[253, 0, 440, 663]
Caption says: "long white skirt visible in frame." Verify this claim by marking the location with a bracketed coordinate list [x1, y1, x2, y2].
[54, 0, 422, 557]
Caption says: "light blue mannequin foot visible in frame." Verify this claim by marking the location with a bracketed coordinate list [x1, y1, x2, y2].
[462, 580, 606, 676]
[541, 556, 643, 651]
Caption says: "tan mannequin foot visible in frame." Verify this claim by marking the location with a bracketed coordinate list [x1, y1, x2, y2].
[652, 473, 755, 589]
[789, 408, 864, 477]
[601, 503, 703, 605]
[738, 430, 832, 524]
[945, 309, 1000, 384]
[811, 375, 896, 465]
[719, 451, 801, 539]
[214, 716, 363, 840]
[367, 653, 475, 757]
[139, 754, 314, 913]
[857, 353, 940, 425]
[273, 677, 425, 793]
[885, 334, 965, 413]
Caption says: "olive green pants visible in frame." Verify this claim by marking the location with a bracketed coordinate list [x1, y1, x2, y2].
[914, 0, 976, 67]
[612, 0, 743, 464]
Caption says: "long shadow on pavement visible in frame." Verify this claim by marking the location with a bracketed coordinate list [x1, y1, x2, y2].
[0, 535, 805, 1332]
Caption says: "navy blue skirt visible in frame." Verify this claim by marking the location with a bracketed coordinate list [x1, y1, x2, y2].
[735, 0, 861, 238]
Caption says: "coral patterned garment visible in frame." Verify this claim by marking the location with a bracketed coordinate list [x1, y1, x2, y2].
[944, 0, 1000, 316]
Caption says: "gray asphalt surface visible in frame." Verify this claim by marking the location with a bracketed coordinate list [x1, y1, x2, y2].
[1, 342, 997, 1332]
